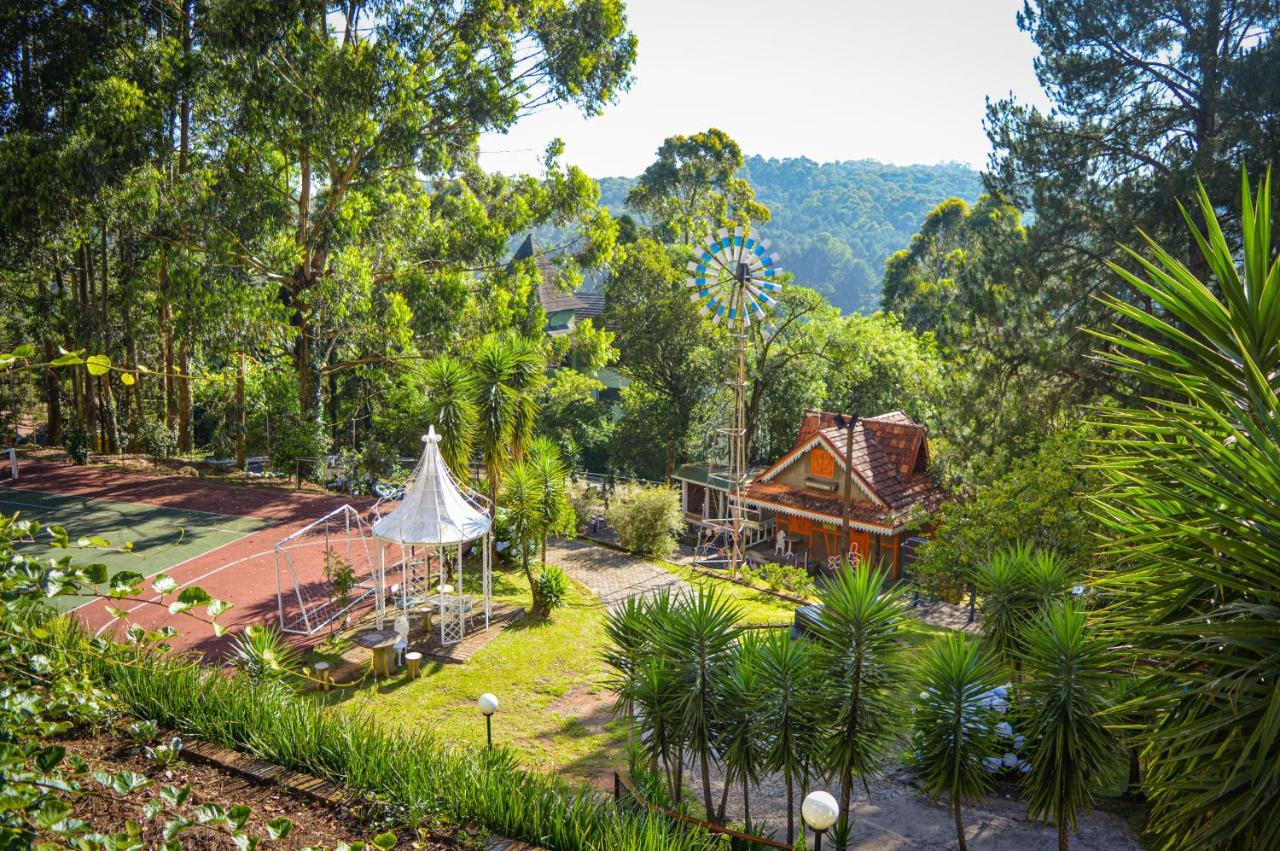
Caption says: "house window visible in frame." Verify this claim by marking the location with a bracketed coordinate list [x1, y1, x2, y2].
[808, 447, 835, 479]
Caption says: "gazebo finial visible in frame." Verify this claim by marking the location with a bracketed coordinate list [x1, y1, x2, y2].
[423, 425, 441, 443]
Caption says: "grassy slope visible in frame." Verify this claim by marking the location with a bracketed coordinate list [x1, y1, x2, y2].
[314, 567, 625, 787]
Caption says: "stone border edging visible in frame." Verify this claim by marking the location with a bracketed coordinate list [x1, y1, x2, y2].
[175, 733, 542, 850]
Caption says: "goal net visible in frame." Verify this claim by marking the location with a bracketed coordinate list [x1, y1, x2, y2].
[274, 504, 377, 636]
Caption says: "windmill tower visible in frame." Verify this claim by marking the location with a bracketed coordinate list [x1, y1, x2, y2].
[686, 225, 783, 576]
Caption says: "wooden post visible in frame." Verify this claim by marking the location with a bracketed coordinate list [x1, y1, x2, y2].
[841, 414, 856, 567]
[405, 651, 422, 679]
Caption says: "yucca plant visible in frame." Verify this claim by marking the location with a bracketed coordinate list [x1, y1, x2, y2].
[716, 630, 767, 827]
[500, 460, 547, 615]
[228, 624, 301, 682]
[973, 543, 1035, 669]
[811, 563, 909, 848]
[759, 628, 820, 844]
[1088, 169, 1280, 849]
[529, 436, 574, 565]
[1018, 603, 1116, 851]
[912, 633, 1004, 851]
[660, 587, 742, 821]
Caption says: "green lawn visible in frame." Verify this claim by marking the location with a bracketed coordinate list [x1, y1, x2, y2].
[311, 551, 962, 789]
[312, 567, 626, 787]
[0, 488, 267, 611]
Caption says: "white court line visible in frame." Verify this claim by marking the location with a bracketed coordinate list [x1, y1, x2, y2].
[83, 530, 269, 627]
[90, 537, 280, 637]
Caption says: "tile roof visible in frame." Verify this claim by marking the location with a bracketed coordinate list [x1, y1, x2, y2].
[511, 234, 587, 314]
[746, 410, 945, 529]
[573, 290, 606, 319]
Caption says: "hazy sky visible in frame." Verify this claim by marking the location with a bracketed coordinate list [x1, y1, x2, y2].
[478, 0, 1052, 177]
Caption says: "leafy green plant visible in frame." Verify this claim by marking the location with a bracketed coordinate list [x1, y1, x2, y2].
[1089, 170, 1280, 849]
[759, 629, 820, 844]
[65, 425, 89, 464]
[606, 483, 683, 558]
[1017, 603, 1117, 851]
[324, 547, 358, 627]
[534, 564, 570, 613]
[228, 624, 301, 682]
[911, 633, 1004, 851]
[811, 564, 909, 847]
[660, 587, 742, 821]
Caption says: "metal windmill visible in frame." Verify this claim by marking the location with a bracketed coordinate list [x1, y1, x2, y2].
[686, 225, 783, 577]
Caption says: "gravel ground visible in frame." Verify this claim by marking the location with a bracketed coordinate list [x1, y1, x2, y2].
[697, 758, 1143, 850]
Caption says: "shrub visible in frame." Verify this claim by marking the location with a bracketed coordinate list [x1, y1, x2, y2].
[567, 481, 603, 533]
[269, 415, 331, 477]
[745, 562, 817, 598]
[134, 418, 178, 460]
[65, 425, 89, 464]
[535, 564, 570, 612]
[606, 484, 682, 558]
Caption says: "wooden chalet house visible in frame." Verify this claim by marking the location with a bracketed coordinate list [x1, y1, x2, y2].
[674, 409, 945, 579]
[510, 234, 628, 402]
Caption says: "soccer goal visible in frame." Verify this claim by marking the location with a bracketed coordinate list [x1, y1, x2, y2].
[274, 504, 377, 636]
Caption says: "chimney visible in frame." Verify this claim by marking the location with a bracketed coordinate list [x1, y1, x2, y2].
[797, 409, 822, 444]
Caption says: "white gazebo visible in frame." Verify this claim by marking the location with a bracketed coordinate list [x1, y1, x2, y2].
[371, 426, 493, 645]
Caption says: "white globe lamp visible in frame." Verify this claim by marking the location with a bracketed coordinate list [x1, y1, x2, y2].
[477, 692, 499, 748]
[802, 790, 840, 850]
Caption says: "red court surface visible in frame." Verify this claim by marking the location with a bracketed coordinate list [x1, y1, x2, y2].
[4, 462, 378, 659]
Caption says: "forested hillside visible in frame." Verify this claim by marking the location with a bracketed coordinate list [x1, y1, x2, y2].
[592, 156, 981, 312]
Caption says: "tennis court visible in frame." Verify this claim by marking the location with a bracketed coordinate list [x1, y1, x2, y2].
[2, 460, 373, 658]
[0, 487, 269, 612]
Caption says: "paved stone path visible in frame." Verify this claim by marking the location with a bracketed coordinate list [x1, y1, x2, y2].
[545, 538, 690, 610]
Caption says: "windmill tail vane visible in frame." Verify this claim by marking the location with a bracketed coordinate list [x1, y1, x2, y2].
[685, 225, 784, 326]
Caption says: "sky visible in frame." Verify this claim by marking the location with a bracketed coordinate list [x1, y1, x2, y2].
[479, 0, 1053, 177]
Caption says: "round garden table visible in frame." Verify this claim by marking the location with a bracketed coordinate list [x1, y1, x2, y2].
[353, 628, 400, 678]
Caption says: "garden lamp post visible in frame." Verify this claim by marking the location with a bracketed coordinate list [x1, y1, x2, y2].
[477, 692, 499, 749]
[802, 790, 839, 851]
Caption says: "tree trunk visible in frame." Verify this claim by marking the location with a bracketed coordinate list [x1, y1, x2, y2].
[741, 774, 750, 830]
[99, 376, 121, 454]
[1125, 747, 1143, 801]
[236, 353, 246, 467]
[77, 244, 98, 449]
[954, 792, 967, 851]
[1058, 817, 1068, 851]
[838, 767, 853, 851]
[161, 255, 176, 430]
[178, 338, 192, 453]
[785, 770, 795, 844]
[699, 748, 714, 825]
[39, 275, 61, 444]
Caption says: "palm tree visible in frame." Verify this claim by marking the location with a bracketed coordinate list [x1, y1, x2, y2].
[660, 587, 741, 822]
[912, 633, 1004, 851]
[421, 355, 477, 476]
[529, 436, 573, 565]
[811, 563, 909, 848]
[500, 460, 547, 615]
[1088, 170, 1280, 849]
[1018, 602, 1116, 851]
[759, 628, 819, 844]
[472, 334, 545, 516]
[716, 631, 766, 827]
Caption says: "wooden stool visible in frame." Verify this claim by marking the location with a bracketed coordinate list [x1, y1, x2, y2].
[404, 651, 422, 679]
[314, 661, 331, 692]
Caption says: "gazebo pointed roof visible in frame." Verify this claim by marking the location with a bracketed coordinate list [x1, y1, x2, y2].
[371, 427, 491, 545]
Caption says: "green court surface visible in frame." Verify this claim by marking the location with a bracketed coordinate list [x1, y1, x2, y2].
[0, 488, 269, 612]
